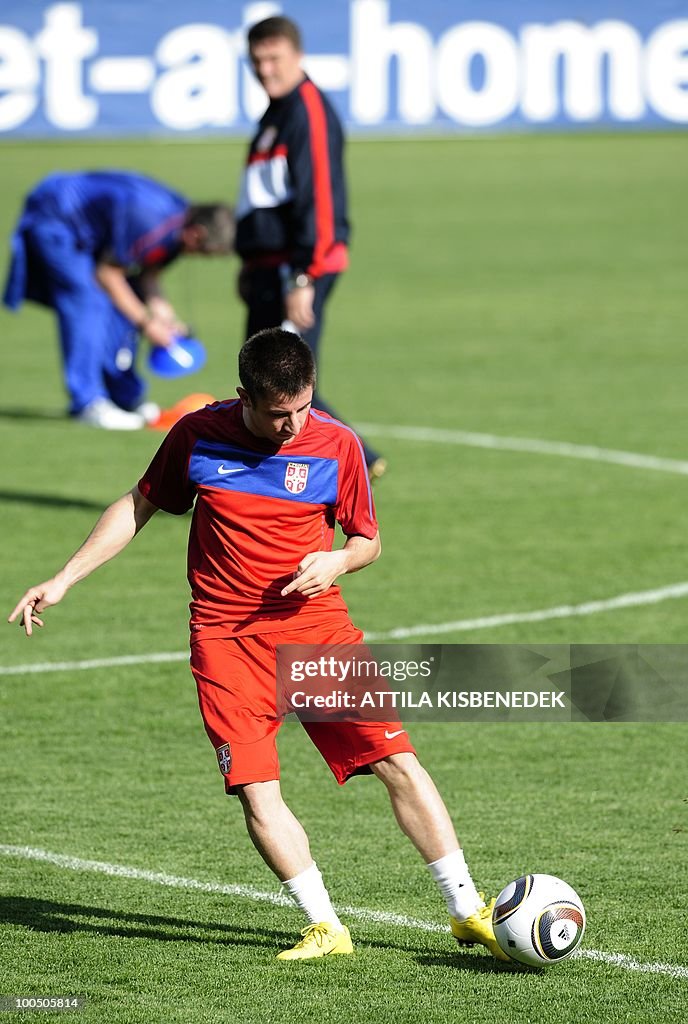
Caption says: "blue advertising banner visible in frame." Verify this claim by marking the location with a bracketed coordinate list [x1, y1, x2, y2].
[1, 1, 687, 137]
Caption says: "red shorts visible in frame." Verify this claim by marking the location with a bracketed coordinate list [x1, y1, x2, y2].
[190, 618, 416, 793]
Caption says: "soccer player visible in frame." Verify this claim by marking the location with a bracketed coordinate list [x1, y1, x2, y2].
[8, 329, 507, 963]
[3, 171, 234, 430]
[236, 16, 386, 480]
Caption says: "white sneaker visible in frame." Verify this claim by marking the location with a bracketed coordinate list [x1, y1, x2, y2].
[134, 401, 161, 425]
[77, 398, 145, 431]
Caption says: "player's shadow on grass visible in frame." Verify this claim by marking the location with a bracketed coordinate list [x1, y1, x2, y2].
[0, 406, 66, 422]
[0, 489, 109, 512]
[0, 896, 457, 959]
[0, 895, 291, 950]
[415, 952, 526, 974]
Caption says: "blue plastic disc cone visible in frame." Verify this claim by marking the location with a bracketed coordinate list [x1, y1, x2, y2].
[148, 335, 207, 378]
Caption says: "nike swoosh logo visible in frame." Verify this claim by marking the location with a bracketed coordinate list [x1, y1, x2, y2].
[217, 465, 243, 475]
[384, 729, 406, 740]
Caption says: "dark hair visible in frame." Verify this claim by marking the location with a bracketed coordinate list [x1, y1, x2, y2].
[239, 328, 316, 402]
[186, 204, 235, 253]
[247, 16, 302, 51]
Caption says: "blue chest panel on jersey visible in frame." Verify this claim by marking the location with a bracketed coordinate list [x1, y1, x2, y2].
[188, 440, 338, 505]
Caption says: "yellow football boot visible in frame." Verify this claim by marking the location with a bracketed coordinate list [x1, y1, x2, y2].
[277, 922, 354, 961]
[450, 897, 511, 962]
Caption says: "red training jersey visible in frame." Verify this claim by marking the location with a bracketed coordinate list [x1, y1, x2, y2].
[138, 400, 377, 639]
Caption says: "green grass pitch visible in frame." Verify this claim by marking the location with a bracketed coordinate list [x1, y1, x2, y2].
[1, 134, 687, 1023]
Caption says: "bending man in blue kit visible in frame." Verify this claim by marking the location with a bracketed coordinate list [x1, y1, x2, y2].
[3, 171, 234, 430]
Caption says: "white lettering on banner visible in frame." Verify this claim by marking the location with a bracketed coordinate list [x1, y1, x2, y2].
[305, 55, 351, 92]
[520, 21, 645, 122]
[34, 3, 97, 129]
[435, 22, 520, 126]
[89, 57, 155, 94]
[152, 25, 239, 130]
[351, 0, 435, 124]
[0, 28, 39, 131]
[645, 21, 688, 122]
[1, 1, 688, 133]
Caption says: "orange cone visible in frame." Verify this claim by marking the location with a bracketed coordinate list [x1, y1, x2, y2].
[148, 393, 217, 431]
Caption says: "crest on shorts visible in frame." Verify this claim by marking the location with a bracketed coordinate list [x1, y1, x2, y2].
[256, 125, 278, 153]
[284, 462, 309, 494]
[216, 742, 232, 775]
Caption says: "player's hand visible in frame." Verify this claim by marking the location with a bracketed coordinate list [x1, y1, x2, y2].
[284, 284, 315, 331]
[146, 297, 176, 324]
[146, 298, 189, 336]
[8, 578, 68, 637]
[143, 316, 174, 348]
[281, 551, 348, 598]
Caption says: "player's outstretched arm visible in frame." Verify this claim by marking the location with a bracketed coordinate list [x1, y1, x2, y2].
[281, 532, 381, 599]
[8, 487, 158, 637]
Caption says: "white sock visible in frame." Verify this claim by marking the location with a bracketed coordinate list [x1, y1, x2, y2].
[282, 863, 343, 929]
[427, 849, 483, 921]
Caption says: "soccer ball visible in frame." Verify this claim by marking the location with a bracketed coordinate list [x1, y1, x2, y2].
[492, 873, 586, 966]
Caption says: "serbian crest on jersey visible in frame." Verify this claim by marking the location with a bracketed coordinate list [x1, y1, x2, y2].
[216, 743, 231, 775]
[284, 462, 309, 494]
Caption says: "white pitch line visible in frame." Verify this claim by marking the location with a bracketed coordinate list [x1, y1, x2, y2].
[1, 845, 686, 980]
[364, 581, 688, 641]
[0, 651, 190, 677]
[0, 845, 444, 934]
[357, 423, 688, 477]
[574, 948, 688, 979]
[3, 581, 688, 677]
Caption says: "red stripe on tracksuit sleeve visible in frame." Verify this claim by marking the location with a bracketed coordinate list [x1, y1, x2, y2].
[247, 143, 288, 166]
[299, 81, 335, 277]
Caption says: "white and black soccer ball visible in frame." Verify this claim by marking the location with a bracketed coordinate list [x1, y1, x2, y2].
[492, 873, 586, 967]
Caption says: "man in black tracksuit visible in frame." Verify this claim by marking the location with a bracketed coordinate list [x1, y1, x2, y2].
[235, 16, 383, 477]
